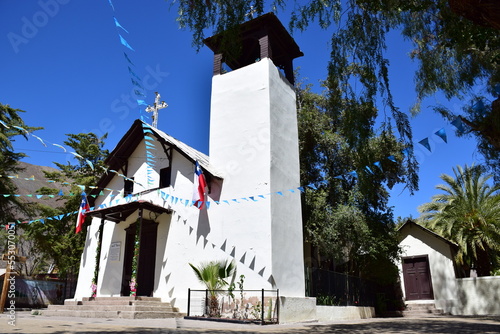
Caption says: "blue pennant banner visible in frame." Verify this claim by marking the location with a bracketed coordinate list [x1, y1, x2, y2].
[124, 52, 134, 66]
[451, 117, 466, 133]
[434, 128, 447, 143]
[114, 17, 129, 33]
[119, 35, 135, 51]
[418, 137, 431, 152]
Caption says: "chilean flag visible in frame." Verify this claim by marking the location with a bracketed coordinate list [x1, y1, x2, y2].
[76, 193, 90, 234]
[193, 161, 208, 209]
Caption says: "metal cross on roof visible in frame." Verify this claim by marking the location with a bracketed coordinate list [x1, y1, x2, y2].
[145, 92, 168, 128]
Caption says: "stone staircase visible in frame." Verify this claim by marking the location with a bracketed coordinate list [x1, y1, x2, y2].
[403, 302, 444, 318]
[40, 297, 185, 319]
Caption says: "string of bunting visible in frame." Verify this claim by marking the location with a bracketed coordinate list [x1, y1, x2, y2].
[142, 123, 157, 187]
[107, 0, 157, 188]
[106, 0, 151, 124]
[0, 117, 468, 211]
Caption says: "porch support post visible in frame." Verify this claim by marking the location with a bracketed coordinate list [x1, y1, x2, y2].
[137, 206, 144, 274]
[92, 216, 105, 295]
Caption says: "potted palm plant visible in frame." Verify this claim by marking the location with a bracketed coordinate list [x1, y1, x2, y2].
[189, 259, 236, 317]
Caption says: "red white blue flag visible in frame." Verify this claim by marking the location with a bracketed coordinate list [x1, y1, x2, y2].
[76, 193, 90, 234]
[193, 161, 208, 209]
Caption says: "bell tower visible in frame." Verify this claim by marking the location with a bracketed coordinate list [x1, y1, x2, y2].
[204, 13, 306, 302]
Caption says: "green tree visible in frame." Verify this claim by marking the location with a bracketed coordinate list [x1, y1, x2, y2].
[171, 0, 499, 177]
[297, 82, 403, 280]
[0, 103, 41, 227]
[21, 133, 108, 278]
[189, 259, 236, 317]
[418, 165, 500, 276]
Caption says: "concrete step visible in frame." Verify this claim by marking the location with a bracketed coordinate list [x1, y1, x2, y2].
[78, 296, 162, 304]
[47, 304, 176, 312]
[40, 309, 184, 319]
[41, 297, 184, 319]
[403, 302, 444, 318]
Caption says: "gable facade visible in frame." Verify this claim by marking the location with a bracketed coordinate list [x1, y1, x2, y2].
[397, 221, 459, 314]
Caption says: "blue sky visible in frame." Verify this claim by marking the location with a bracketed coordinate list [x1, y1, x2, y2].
[0, 1, 480, 219]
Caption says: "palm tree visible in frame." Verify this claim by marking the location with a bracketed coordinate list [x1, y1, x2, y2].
[189, 259, 236, 317]
[418, 164, 500, 276]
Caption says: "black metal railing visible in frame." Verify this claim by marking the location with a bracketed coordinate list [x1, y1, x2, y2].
[306, 267, 376, 307]
[186, 288, 279, 325]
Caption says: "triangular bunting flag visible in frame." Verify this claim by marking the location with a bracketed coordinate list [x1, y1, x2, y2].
[113, 17, 129, 33]
[434, 128, 447, 143]
[418, 137, 431, 152]
[134, 89, 145, 97]
[119, 34, 135, 51]
[451, 117, 466, 133]
[472, 100, 485, 113]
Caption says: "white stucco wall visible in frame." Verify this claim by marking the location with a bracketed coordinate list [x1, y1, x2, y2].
[455, 276, 500, 315]
[209, 58, 305, 297]
[398, 225, 458, 313]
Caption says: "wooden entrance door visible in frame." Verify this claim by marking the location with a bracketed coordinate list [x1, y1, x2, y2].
[402, 256, 434, 300]
[121, 220, 158, 296]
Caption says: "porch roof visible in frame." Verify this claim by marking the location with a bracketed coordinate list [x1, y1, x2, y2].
[87, 200, 171, 223]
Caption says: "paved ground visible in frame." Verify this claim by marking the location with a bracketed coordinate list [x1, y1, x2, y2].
[1, 312, 500, 334]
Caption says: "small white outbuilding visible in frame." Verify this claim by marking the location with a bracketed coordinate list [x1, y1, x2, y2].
[397, 220, 459, 314]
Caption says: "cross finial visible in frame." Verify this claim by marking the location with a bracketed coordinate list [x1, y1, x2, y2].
[145, 92, 168, 128]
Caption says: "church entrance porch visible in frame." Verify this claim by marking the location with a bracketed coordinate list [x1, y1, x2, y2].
[122, 220, 158, 297]
[85, 200, 172, 299]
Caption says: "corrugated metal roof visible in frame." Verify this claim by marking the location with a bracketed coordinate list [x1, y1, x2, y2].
[145, 121, 223, 179]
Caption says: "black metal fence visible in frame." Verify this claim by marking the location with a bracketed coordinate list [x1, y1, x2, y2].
[305, 267, 376, 307]
[186, 288, 279, 325]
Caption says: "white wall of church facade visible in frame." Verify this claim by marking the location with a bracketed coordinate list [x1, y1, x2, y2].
[398, 228, 458, 313]
[73, 218, 100, 299]
[75, 58, 305, 312]
[268, 60, 305, 297]
[74, 133, 277, 311]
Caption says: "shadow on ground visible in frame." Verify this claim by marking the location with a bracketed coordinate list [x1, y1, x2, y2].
[4, 316, 500, 334]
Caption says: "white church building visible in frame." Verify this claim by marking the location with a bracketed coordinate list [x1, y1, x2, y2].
[71, 13, 315, 321]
